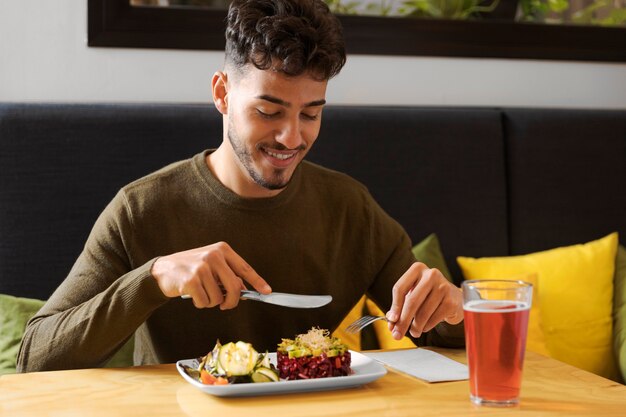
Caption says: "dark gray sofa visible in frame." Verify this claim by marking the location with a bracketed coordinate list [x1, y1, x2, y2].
[1, 103, 624, 301]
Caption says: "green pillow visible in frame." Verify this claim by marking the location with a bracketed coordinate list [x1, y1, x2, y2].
[0, 294, 45, 375]
[0, 294, 134, 373]
[104, 335, 135, 369]
[411, 233, 453, 283]
[614, 244, 626, 383]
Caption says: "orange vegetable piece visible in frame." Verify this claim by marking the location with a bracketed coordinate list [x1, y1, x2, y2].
[215, 377, 229, 385]
[200, 370, 217, 385]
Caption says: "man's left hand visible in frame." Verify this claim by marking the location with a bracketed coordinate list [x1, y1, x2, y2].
[386, 262, 463, 340]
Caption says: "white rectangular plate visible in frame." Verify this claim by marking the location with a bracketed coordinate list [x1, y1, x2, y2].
[176, 350, 387, 397]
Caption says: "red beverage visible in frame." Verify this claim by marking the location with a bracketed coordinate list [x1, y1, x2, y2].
[464, 300, 530, 405]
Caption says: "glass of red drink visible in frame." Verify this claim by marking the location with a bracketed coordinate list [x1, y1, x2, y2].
[462, 279, 532, 407]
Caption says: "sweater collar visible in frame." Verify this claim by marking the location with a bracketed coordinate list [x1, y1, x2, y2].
[193, 149, 301, 210]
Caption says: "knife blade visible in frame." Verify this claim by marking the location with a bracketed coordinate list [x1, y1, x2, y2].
[180, 290, 332, 309]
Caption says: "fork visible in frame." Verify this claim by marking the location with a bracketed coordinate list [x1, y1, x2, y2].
[345, 315, 392, 334]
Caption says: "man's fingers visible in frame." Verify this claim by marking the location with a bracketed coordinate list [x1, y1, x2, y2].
[387, 262, 427, 333]
[395, 279, 431, 339]
[220, 242, 271, 294]
[201, 272, 224, 308]
[410, 291, 444, 338]
[211, 262, 242, 310]
[388, 271, 411, 320]
[155, 241, 269, 311]
[422, 302, 447, 334]
[185, 281, 211, 309]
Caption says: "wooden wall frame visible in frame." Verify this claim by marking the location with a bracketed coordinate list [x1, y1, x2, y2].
[88, 0, 626, 62]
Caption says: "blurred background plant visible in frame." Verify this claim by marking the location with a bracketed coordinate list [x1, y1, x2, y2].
[131, 0, 231, 8]
[324, 0, 625, 25]
[399, 0, 500, 18]
[324, 0, 501, 17]
[129, 0, 625, 26]
[518, 0, 625, 25]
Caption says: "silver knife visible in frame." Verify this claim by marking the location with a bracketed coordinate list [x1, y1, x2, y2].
[181, 290, 332, 309]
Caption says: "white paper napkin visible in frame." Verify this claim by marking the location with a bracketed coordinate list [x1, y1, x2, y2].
[364, 348, 468, 383]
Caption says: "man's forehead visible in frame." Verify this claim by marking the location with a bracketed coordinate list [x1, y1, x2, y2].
[231, 65, 328, 104]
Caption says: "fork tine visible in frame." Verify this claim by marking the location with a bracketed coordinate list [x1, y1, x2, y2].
[353, 315, 376, 327]
[345, 318, 367, 334]
[346, 315, 386, 334]
[345, 317, 369, 333]
[351, 317, 378, 333]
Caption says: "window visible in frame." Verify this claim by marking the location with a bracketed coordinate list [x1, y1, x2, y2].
[88, 0, 626, 62]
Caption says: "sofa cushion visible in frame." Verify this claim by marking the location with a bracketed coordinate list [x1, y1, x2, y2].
[0, 103, 221, 299]
[0, 294, 44, 375]
[411, 233, 453, 283]
[504, 108, 626, 256]
[332, 296, 366, 351]
[457, 232, 619, 381]
[0, 293, 135, 374]
[614, 245, 626, 383]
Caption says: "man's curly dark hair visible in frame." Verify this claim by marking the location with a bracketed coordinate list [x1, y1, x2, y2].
[225, 0, 346, 81]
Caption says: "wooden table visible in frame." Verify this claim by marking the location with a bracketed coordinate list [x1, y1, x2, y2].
[2, 348, 625, 417]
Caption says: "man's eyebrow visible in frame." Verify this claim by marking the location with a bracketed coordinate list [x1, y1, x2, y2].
[305, 99, 327, 108]
[256, 95, 326, 108]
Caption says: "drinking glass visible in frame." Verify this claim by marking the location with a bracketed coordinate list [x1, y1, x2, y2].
[462, 279, 533, 407]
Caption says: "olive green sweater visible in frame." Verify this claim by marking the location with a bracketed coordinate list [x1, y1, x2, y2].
[17, 150, 463, 372]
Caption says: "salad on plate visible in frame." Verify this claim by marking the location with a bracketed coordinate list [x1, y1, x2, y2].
[180, 340, 279, 385]
[180, 327, 352, 385]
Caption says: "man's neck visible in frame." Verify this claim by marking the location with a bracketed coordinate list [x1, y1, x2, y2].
[205, 146, 283, 199]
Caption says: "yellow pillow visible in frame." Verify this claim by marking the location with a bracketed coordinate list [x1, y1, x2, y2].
[457, 232, 619, 380]
[332, 296, 416, 351]
[333, 296, 366, 351]
[365, 298, 416, 350]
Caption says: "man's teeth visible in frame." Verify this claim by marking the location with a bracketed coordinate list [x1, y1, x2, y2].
[266, 150, 294, 160]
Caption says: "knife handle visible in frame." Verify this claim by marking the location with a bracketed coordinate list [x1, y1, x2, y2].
[239, 290, 261, 301]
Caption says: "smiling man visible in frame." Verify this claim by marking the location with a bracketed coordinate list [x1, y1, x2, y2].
[17, 0, 464, 373]
[209, 67, 327, 196]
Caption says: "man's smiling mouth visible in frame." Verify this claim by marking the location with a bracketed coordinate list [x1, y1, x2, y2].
[259, 143, 306, 163]
[264, 149, 295, 160]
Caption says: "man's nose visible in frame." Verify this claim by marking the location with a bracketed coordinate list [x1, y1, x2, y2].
[275, 119, 304, 149]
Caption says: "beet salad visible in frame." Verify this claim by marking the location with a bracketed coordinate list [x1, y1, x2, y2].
[277, 327, 352, 380]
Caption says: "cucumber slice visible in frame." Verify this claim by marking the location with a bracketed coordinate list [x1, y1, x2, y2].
[256, 367, 279, 382]
[218, 341, 259, 376]
[250, 371, 272, 383]
[251, 367, 279, 383]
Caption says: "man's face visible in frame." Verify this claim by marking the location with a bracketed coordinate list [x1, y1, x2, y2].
[219, 65, 328, 197]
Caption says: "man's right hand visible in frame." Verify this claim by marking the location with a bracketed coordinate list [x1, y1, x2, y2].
[151, 241, 271, 310]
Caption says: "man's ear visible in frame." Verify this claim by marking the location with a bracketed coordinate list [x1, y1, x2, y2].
[211, 71, 229, 115]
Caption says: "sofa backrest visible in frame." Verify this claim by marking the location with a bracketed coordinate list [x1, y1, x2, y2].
[504, 108, 626, 255]
[1, 103, 624, 299]
[0, 104, 220, 299]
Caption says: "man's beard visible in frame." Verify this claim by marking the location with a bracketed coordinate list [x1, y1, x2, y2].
[227, 120, 302, 191]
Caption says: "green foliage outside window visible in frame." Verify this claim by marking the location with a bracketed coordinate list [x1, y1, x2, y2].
[323, 0, 625, 26]
[518, 0, 625, 26]
[130, 0, 625, 26]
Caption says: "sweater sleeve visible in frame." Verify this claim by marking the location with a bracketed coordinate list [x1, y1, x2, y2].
[365, 198, 465, 349]
[16, 190, 170, 372]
